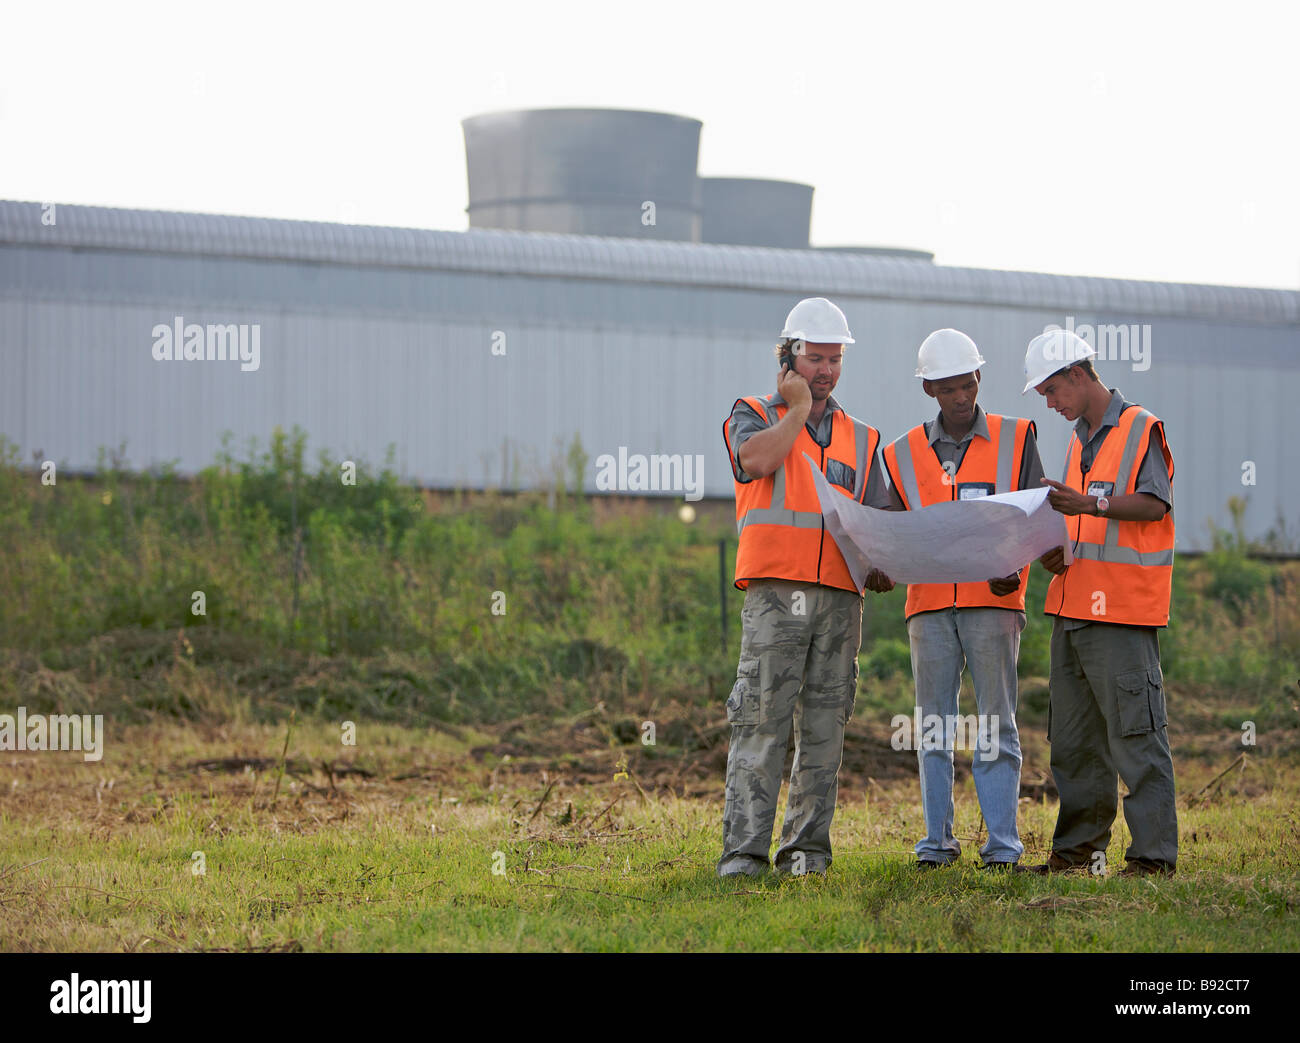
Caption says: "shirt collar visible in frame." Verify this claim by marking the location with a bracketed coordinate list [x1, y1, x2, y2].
[770, 392, 843, 418]
[928, 404, 990, 446]
[1074, 388, 1127, 444]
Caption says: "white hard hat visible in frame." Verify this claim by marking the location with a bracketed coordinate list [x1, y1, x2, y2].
[915, 328, 985, 381]
[780, 297, 855, 345]
[1022, 329, 1096, 394]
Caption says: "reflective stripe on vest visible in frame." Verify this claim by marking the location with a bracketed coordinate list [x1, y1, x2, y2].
[1044, 405, 1175, 626]
[724, 394, 879, 594]
[883, 414, 1032, 618]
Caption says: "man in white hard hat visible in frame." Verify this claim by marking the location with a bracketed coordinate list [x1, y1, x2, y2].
[718, 297, 895, 878]
[1023, 329, 1177, 877]
[880, 329, 1044, 870]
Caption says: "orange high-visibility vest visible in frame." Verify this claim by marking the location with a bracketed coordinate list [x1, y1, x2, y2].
[723, 394, 880, 594]
[882, 413, 1034, 619]
[1045, 404, 1175, 626]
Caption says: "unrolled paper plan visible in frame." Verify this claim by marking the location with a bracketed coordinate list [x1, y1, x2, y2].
[805, 454, 1072, 592]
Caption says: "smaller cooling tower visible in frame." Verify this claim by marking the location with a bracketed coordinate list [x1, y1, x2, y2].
[699, 177, 813, 249]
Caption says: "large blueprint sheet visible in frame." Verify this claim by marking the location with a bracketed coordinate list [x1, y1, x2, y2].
[805, 454, 1072, 591]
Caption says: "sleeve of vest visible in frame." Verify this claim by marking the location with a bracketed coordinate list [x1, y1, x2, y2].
[879, 441, 907, 510]
[868, 434, 899, 507]
[1018, 420, 1046, 491]
[725, 400, 769, 484]
[859, 434, 893, 508]
[1132, 426, 1173, 512]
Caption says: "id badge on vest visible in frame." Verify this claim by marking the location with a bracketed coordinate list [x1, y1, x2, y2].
[1087, 481, 1115, 498]
[957, 482, 995, 501]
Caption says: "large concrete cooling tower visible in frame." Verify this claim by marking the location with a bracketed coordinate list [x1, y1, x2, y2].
[699, 177, 813, 249]
[462, 109, 703, 241]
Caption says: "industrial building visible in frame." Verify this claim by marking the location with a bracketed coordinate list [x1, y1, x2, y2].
[2, 109, 1298, 550]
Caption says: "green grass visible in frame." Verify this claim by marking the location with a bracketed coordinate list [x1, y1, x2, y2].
[1, 431, 1298, 951]
[3, 723, 1297, 952]
[1, 429, 1297, 736]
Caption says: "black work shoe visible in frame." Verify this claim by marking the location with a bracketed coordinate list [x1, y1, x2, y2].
[915, 859, 953, 870]
[980, 861, 1026, 873]
[1118, 860, 1175, 878]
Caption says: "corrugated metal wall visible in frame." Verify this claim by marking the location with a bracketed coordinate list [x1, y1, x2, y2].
[2, 201, 1298, 551]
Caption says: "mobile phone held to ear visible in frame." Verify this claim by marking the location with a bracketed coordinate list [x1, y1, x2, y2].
[780, 337, 803, 372]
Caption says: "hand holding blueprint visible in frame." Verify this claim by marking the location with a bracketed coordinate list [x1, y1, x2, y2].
[805, 454, 1072, 590]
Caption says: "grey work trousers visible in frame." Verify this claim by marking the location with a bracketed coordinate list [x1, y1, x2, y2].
[1048, 617, 1178, 869]
[718, 580, 863, 875]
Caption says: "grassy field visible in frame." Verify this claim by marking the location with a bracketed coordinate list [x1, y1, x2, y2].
[2, 432, 1298, 951]
[3, 716, 1298, 952]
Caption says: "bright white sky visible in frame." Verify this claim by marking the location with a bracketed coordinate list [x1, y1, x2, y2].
[4, 0, 1297, 290]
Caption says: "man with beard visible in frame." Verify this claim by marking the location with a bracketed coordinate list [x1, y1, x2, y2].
[718, 297, 894, 878]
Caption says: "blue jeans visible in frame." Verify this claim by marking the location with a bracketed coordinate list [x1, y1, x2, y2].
[907, 607, 1025, 864]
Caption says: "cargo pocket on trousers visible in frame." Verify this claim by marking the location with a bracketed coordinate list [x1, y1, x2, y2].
[726, 657, 761, 726]
[1116, 667, 1167, 736]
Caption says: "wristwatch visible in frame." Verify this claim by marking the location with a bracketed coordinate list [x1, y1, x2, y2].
[1095, 495, 1110, 516]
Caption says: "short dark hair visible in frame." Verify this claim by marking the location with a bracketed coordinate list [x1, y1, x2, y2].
[1050, 359, 1099, 382]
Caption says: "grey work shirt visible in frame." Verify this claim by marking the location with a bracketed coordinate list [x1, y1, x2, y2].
[884, 405, 1046, 510]
[1063, 387, 1174, 630]
[727, 393, 894, 509]
[1073, 388, 1173, 510]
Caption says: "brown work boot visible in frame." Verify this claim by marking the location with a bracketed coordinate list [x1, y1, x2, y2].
[1024, 852, 1090, 875]
[1118, 859, 1175, 878]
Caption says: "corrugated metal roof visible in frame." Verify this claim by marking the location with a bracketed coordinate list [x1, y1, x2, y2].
[3, 199, 1298, 324]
